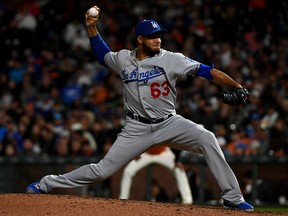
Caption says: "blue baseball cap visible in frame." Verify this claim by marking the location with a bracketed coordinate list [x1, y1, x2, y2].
[135, 20, 168, 37]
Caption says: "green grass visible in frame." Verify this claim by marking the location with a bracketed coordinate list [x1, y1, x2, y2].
[255, 206, 288, 213]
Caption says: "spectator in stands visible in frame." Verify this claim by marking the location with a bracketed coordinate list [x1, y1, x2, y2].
[225, 130, 251, 157]
[71, 122, 98, 155]
[267, 118, 288, 156]
[70, 122, 97, 155]
[53, 130, 70, 156]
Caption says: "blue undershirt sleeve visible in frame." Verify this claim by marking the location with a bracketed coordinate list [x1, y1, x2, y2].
[195, 63, 214, 80]
[89, 34, 111, 66]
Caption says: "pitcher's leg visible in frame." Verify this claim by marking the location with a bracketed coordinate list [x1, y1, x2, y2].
[155, 116, 244, 204]
[40, 133, 153, 193]
[198, 130, 243, 204]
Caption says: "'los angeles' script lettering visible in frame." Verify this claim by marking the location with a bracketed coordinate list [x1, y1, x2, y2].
[122, 66, 165, 84]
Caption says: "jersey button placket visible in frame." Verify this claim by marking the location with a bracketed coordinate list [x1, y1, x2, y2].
[138, 64, 150, 118]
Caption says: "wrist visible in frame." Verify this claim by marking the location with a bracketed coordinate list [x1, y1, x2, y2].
[235, 84, 243, 89]
[87, 27, 98, 37]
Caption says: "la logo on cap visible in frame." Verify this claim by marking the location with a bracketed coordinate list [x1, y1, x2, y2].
[151, 21, 158, 29]
[135, 19, 167, 36]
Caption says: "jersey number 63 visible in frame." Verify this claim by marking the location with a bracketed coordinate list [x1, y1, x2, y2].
[150, 81, 170, 98]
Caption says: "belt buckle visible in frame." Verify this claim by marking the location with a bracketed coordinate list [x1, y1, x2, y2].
[151, 119, 157, 124]
[154, 114, 172, 123]
[133, 113, 139, 121]
[151, 117, 163, 124]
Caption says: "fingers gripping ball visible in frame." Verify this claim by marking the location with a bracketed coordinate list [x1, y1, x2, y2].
[219, 88, 249, 106]
[88, 7, 99, 17]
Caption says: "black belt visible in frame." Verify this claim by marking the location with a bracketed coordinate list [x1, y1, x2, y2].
[127, 111, 173, 124]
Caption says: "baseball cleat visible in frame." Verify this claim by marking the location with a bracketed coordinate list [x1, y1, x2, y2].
[25, 181, 45, 194]
[223, 200, 254, 211]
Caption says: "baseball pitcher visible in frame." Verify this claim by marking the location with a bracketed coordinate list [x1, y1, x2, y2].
[26, 6, 253, 211]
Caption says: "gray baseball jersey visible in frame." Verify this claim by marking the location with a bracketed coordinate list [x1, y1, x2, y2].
[39, 48, 244, 205]
[105, 49, 199, 118]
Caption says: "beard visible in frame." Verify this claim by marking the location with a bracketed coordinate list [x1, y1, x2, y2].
[142, 42, 161, 56]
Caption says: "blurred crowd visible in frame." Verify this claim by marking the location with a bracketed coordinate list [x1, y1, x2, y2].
[0, 0, 288, 158]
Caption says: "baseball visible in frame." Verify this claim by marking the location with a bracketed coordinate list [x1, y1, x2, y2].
[88, 7, 99, 17]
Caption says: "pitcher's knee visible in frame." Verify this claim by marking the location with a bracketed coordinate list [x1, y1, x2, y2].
[89, 163, 111, 181]
[198, 130, 218, 148]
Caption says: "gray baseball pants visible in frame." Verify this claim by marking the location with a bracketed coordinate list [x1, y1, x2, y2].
[40, 114, 244, 204]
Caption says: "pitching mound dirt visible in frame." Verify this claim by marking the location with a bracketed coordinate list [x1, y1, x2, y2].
[0, 194, 287, 216]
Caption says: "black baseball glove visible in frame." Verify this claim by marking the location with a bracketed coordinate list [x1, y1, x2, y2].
[218, 88, 249, 106]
